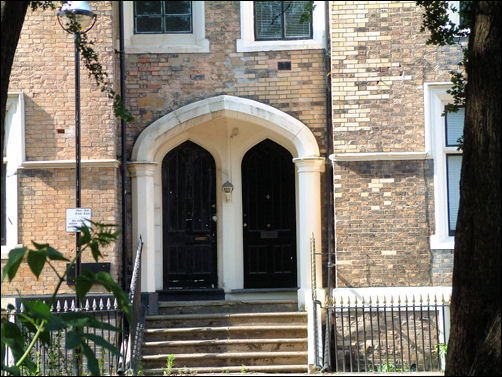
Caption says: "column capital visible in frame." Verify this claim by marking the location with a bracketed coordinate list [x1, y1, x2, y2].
[127, 161, 158, 178]
[293, 156, 325, 173]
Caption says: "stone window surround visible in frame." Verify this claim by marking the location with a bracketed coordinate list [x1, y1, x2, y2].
[122, 1, 209, 54]
[2, 93, 25, 259]
[425, 83, 462, 250]
[237, 1, 326, 52]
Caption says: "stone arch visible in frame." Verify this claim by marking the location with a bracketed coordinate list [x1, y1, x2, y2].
[130, 95, 324, 300]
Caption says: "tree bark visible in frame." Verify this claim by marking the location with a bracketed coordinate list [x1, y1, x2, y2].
[1, 1, 29, 160]
[446, 2, 501, 375]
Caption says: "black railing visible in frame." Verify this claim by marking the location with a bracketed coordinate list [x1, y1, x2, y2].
[326, 294, 450, 373]
[2, 296, 122, 376]
[118, 235, 144, 374]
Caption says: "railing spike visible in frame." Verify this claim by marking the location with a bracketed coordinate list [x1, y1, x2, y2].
[99, 298, 104, 310]
[85, 299, 90, 311]
[106, 297, 112, 310]
[92, 299, 97, 311]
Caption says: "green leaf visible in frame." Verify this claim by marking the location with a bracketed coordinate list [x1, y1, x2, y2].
[89, 240, 102, 262]
[94, 271, 131, 322]
[2, 247, 27, 282]
[66, 329, 82, 350]
[27, 249, 47, 279]
[46, 246, 69, 261]
[78, 225, 92, 246]
[84, 333, 120, 356]
[81, 341, 100, 376]
[75, 270, 95, 302]
[21, 300, 52, 320]
[45, 315, 67, 332]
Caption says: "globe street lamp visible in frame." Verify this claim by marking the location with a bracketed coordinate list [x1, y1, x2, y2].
[57, 4, 96, 373]
[57, 1, 96, 300]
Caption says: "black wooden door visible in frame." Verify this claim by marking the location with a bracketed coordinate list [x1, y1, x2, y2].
[162, 141, 217, 289]
[242, 139, 297, 288]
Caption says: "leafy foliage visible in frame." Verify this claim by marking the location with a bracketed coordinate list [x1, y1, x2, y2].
[1, 222, 130, 376]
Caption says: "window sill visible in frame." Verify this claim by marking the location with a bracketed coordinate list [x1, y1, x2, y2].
[236, 38, 324, 53]
[430, 235, 455, 250]
[125, 35, 210, 54]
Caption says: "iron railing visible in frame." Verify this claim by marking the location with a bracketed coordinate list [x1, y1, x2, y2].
[118, 235, 144, 375]
[2, 296, 122, 376]
[326, 294, 450, 373]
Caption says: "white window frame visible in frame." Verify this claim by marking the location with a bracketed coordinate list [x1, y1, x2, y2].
[2, 93, 25, 258]
[425, 83, 463, 250]
[123, 1, 209, 54]
[236, 1, 326, 52]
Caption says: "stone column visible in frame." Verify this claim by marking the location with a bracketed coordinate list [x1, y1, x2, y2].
[128, 162, 158, 294]
[293, 156, 325, 293]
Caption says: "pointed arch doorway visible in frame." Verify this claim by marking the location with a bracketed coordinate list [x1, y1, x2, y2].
[242, 139, 297, 288]
[130, 95, 324, 304]
[162, 141, 217, 289]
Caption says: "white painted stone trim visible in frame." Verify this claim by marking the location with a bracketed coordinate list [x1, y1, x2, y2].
[132, 95, 320, 161]
[122, 1, 209, 54]
[236, 1, 326, 52]
[332, 286, 452, 306]
[2, 93, 25, 258]
[20, 159, 121, 169]
[329, 151, 430, 162]
[424, 83, 461, 251]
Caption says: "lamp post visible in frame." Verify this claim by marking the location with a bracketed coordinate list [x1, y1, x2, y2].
[57, 2, 96, 374]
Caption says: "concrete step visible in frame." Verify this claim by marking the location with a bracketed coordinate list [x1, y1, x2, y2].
[158, 299, 299, 315]
[145, 311, 307, 328]
[143, 324, 308, 341]
[142, 364, 309, 375]
[141, 350, 308, 368]
[142, 337, 308, 355]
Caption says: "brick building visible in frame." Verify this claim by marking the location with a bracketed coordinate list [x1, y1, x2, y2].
[2, 1, 464, 372]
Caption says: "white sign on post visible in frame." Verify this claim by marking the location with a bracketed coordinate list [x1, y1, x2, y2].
[66, 208, 92, 232]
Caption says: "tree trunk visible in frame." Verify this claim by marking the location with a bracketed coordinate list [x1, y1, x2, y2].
[1, 1, 29, 160]
[446, 2, 501, 375]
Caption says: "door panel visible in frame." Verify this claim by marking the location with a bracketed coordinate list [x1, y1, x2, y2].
[162, 141, 217, 289]
[242, 139, 297, 288]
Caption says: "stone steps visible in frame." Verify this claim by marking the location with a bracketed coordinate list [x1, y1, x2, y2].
[142, 337, 308, 354]
[145, 311, 307, 328]
[157, 299, 299, 315]
[141, 299, 308, 374]
[142, 364, 308, 375]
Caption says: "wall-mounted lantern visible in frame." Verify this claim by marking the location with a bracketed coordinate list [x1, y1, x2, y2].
[222, 181, 234, 202]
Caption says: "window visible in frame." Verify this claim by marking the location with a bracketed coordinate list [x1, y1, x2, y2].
[124, 1, 209, 54]
[237, 1, 325, 52]
[134, 1, 192, 34]
[444, 108, 464, 235]
[426, 84, 464, 249]
[254, 1, 312, 41]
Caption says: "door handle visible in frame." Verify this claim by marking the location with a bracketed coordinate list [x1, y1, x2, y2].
[185, 218, 192, 221]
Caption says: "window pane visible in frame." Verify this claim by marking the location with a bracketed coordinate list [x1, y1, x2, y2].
[165, 1, 191, 15]
[284, 1, 311, 38]
[447, 155, 462, 235]
[136, 16, 163, 33]
[165, 15, 192, 33]
[135, 1, 162, 16]
[255, 1, 282, 40]
[445, 107, 465, 146]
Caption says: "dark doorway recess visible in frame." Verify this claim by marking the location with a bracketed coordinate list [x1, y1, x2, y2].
[162, 141, 217, 290]
[242, 139, 297, 288]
